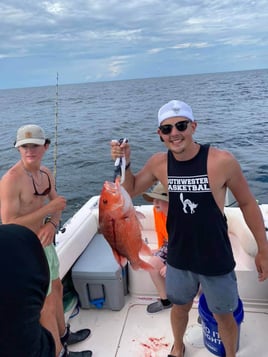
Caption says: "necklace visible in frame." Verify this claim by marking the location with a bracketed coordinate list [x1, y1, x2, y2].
[22, 162, 43, 186]
[21, 161, 51, 197]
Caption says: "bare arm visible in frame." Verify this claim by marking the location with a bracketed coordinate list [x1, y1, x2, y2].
[226, 154, 268, 281]
[110, 140, 167, 197]
[36, 168, 66, 246]
[1, 169, 66, 245]
[45, 169, 64, 226]
[1, 175, 65, 226]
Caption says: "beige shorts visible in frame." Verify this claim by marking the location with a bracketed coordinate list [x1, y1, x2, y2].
[43, 244, 60, 295]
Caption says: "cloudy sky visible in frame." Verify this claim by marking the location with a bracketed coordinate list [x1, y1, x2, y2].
[1, 0, 268, 89]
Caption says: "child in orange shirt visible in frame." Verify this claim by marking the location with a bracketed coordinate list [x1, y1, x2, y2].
[142, 182, 172, 313]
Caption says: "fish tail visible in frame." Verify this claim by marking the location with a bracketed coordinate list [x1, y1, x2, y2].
[139, 240, 153, 256]
[131, 259, 154, 272]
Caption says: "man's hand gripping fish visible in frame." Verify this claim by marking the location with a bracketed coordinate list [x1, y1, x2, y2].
[112, 138, 127, 184]
[99, 142, 153, 270]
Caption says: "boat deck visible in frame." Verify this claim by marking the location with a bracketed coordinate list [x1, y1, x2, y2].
[66, 295, 268, 357]
[57, 200, 268, 357]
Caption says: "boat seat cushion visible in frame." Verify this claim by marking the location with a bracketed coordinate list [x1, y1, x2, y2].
[225, 207, 257, 257]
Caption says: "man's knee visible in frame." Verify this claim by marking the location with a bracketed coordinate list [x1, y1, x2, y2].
[52, 278, 63, 296]
[41, 293, 57, 317]
[213, 312, 236, 327]
[172, 301, 193, 314]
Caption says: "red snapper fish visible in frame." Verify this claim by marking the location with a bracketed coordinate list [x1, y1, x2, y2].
[99, 178, 153, 270]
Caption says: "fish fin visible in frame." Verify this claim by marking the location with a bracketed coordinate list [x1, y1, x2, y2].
[135, 210, 146, 220]
[134, 210, 146, 232]
[139, 240, 153, 256]
[131, 259, 154, 272]
[119, 256, 128, 267]
[112, 249, 128, 267]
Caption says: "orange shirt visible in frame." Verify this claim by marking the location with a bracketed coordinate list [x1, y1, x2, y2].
[153, 206, 168, 248]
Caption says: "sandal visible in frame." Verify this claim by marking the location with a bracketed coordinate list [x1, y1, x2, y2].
[167, 343, 185, 357]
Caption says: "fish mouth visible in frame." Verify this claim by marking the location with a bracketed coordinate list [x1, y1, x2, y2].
[104, 181, 118, 193]
[101, 180, 124, 209]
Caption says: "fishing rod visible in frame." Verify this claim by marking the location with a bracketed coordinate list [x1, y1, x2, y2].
[53, 73, 65, 234]
[53, 72, 59, 190]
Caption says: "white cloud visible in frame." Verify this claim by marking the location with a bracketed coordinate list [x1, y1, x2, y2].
[1, 0, 268, 88]
[108, 58, 127, 77]
[42, 1, 65, 15]
[171, 42, 210, 50]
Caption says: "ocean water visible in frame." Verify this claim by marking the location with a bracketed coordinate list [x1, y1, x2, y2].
[1, 69, 268, 224]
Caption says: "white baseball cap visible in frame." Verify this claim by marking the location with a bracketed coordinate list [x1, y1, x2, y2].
[158, 100, 194, 126]
[15, 125, 46, 147]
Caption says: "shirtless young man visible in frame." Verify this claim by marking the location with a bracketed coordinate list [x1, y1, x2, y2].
[1, 125, 92, 357]
[111, 100, 268, 357]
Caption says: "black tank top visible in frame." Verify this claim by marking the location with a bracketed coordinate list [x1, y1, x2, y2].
[167, 144, 235, 275]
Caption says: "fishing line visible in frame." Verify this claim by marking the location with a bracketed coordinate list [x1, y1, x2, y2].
[53, 72, 59, 190]
[53, 73, 62, 235]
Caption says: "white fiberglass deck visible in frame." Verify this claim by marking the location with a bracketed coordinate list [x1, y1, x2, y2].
[66, 296, 268, 357]
[57, 199, 268, 357]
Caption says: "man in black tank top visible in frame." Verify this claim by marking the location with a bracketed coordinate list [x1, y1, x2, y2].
[110, 99, 268, 357]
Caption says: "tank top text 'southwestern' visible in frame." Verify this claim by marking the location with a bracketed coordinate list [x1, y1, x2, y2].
[167, 144, 235, 275]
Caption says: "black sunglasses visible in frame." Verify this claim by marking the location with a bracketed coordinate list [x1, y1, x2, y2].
[159, 120, 190, 135]
[32, 170, 51, 196]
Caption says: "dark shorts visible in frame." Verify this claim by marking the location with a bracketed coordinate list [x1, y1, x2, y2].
[166, 264, 239, 314]
[154, 241, 168, 263]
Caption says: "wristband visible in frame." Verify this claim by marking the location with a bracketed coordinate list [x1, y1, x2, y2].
[47, 220, 58, 230]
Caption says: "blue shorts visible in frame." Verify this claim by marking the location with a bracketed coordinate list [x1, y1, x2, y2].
[166, 264, 239, 314]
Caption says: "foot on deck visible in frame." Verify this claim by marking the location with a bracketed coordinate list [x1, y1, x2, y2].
[168, 343, 185, 357]
[147, 300, 173, 313]
[61, 323, 91, 345]
[63, 346, 92, 357]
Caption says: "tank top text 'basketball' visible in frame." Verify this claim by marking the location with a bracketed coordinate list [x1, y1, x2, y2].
[167, 144, 235, 275]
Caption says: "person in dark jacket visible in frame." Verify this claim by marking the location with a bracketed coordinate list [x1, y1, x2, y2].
[0, 224, 55, 356]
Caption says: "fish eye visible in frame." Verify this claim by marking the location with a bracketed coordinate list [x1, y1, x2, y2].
[103, 199, 108, 204]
